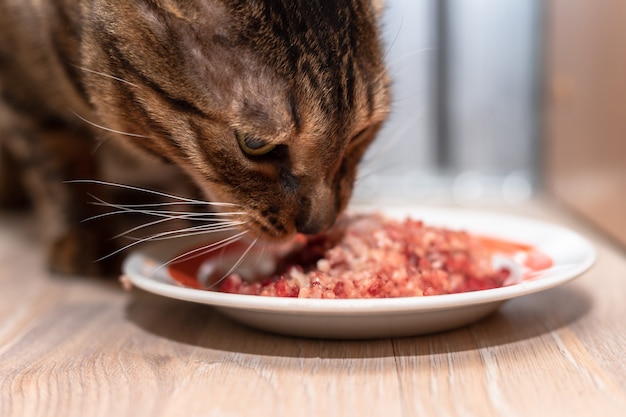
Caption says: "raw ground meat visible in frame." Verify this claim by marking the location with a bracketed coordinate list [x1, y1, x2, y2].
[218, 213, 511, 299]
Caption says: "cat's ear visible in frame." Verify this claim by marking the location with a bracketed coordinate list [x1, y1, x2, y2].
[371, 0, 386, 18]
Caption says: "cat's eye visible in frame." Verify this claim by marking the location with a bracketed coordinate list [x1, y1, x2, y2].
[236, 132, 276, 156]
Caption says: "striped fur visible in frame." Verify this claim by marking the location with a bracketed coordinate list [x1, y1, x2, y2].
[0, 0, 390, 274]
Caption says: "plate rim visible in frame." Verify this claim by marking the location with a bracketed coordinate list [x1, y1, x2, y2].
[122, 206, 596, 315]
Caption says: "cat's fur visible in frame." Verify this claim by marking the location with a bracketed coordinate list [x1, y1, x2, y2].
[0, 0, 391, 275]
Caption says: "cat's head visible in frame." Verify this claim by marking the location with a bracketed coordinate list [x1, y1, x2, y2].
[81, 0, 390, 239]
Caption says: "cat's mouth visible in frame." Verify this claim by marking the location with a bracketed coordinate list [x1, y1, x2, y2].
[243, 202, 340, 242]
[252, 187, 344, 240]
[247, 212, 293, 240]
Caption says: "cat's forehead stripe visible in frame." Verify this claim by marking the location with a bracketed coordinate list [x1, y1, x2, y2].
[234, 0, 381, 125]
[94, 25, 219, 122]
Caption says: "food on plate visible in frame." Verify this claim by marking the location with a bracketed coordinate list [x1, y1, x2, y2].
[168, 213, 552, 299]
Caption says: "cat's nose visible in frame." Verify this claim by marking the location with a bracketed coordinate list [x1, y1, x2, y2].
[295, 196, 337, 235]
[295, 211, 337, 235]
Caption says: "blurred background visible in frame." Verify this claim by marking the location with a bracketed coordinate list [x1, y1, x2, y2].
[355, 0, 626, 247]
[356, 0, 541, 203]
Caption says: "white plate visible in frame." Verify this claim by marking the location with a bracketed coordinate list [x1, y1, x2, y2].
[122, 206, 596, 339]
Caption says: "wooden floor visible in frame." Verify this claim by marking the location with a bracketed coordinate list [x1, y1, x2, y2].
[1, 198, 625, 417]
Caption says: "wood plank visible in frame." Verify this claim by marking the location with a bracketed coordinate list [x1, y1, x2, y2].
[0, 201, 625, 417]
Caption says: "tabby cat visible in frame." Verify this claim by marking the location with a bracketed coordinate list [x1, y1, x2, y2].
[0, 0, 391, 275]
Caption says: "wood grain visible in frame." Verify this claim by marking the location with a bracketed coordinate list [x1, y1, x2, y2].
[1, 200, 625, 417]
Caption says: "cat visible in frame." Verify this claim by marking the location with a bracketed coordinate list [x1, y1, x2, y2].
[0, 0, 391, 275]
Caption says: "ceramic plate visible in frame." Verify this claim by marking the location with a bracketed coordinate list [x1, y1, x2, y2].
[122, 206, 595, 339]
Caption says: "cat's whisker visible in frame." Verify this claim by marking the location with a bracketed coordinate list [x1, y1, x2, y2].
[113, 208, 243, 219]
[111, 215, 244, 241]
[108, 213, 188, 239]
[356, 160, 407, 187]
[385, 47, 434, 71]
[122, 221, 246, 240]
[382, 14, 404, 61]
[94, 235, 153, 262]
[90, 137, 109, 156]
[67, 179, 237, 207]
[73, 181, 250, 264]
[153, 230, 249, 273]
[70, 110, 151, 139]
[72, 65, 138, 87]
[85, 206, 243, 222]
[82, 194, 243, 224]
[82, 207, 186, 223]
[360, 110, 416, 170]
[208, 236, 259, 289]
[250, 240, 270, 270]
[356, 112, 422, 189]
[142, 225, 244, 242]
[96, 219, 247, 262]
[89, 204, 244, 221]
[376, 22, 433, 92]
[91, 200, 234, 209]
[360, 45, 434, 180]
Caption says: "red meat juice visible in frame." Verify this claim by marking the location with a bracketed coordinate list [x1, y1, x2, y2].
[168, 214, 553, 299]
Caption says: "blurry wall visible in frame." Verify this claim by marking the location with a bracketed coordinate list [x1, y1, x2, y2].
[545, 0, 626, 246]
[445, 0, 541, 175]
[355, 0, 542, 203]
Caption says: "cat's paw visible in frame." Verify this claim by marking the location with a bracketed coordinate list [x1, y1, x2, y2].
[48, 228, 120, 276]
